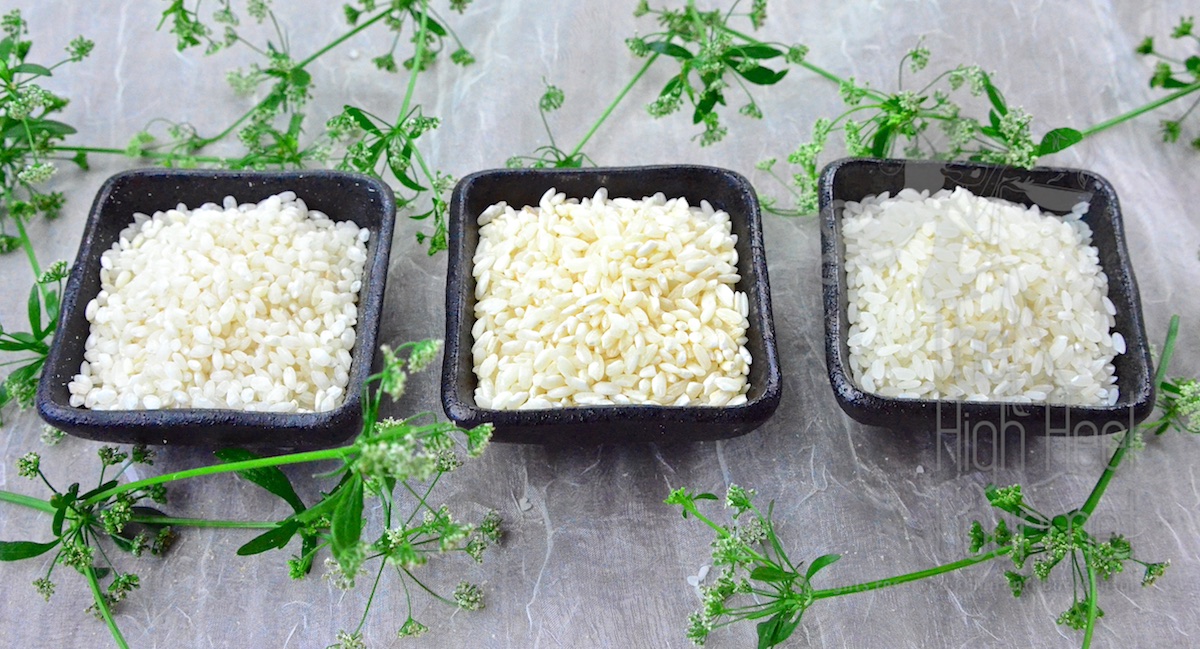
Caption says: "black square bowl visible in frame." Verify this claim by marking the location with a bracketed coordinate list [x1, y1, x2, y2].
[820, 158, 1154, 436]
[37, 169, 395, 449]
[442, 165, 781, 444]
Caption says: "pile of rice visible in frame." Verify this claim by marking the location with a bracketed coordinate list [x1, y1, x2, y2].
[842, 186, 1121, 405]
[68, 192, 370, 413]
[471, 188, 752, 409]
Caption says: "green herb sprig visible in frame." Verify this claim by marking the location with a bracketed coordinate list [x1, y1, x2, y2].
[671, 316, 1189, 649]
[0, 340, 499, 649]
[1135, 16, 1200, 148]
[0, 8, 91, 417]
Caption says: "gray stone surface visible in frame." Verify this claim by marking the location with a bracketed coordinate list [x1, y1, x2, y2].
[1, 1, 1197, 647]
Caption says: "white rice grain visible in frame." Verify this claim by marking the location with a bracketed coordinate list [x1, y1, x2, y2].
[472, 189, 752, 409]
[842, 187, 1120, 406]
[67, 192, 369, 413]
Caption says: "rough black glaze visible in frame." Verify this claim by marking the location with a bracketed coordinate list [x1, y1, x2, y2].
[819, 158, 1155, 436]
[36, 169, 395, 449]
[442, 166, 782, 445]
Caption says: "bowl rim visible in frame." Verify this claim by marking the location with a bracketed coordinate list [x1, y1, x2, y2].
[818, 156, 1155, 433]
[36, 167, 396, 446]
[441, 164, 783, 436]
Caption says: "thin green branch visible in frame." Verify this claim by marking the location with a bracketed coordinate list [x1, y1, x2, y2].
[0, 489, 55, 513]
[1079, 314, 1179, 520]
[568, 53, 661, 160]
[83, 446, 353, 507]
[1082, 560, 1100, 649]
[810, 546, 1011, 600]
[84, 565, 130, 649]
[1080, 82, 1200, 139]
[126, 514, 279, 529]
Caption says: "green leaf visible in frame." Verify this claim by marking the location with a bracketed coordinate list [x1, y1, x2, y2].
[343, 106, 380, 134]
[984, 74, 1007, 116]
[756, 611, 785, 649]
[694, 493, 718, 501]
[1037, 127, 1084, 156]
[43, 289, 60, 325]
[871, 124, 894, 157]
[291, 472, 353, 525]
[1187, 56, 1200, 74]
[289, 67, 311, 88]
[658, 76, 682, 99]
[27, 284, 42, 339]
[733, 64, 788, 86]
[726, 44, 782, 60]
[0, 539, 60, 561]
[79, 479, 119, 502]
[330, 475, 364, 558]
[805, 553, 841, 580]
[11, 62, 52, 77]
[645, 41, 693, 59]
[0, 336, 37, 352]
[52, 506, 66, 537]
[750, 565, 797, 583]
[0, 37, 14, 62]
[409, 9, 447, 36]
[31, 120, 76, 137]
[1161, 76, 1189, 89]
[214, 448, 307, 514]
[692, 83, 724, 124]
[237, 521, 301, 556]
[72, 150, 89, 170]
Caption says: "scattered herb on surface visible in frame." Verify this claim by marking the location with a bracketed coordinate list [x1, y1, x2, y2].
[671, 316, 1190, 648]
[1, 340, 498, 649]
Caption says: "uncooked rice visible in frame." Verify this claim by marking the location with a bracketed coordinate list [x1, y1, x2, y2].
[842, 186, 1120, 405]
[68, 191, 370, 413]
[471, 187, 752, 410]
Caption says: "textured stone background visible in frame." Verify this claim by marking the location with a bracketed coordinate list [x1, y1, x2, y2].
[0, 1, 1197, 647]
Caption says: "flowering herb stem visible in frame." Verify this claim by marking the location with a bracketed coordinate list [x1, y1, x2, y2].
[84, 565, 129, 649]
[82, 447, 353, 507]
[0, 489, 55, 513]
[567, 53, 661, 161]
[1079, 81, 1200, 139]
[810, 546, 1012, 600]
[1079, 314, 1179, 521]
[124, 515, 279, 530]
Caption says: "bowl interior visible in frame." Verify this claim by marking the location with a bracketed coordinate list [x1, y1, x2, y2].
[37, 169, 395, 449]
[443, 165, 781, 444]
[820, 158, 1154, 434]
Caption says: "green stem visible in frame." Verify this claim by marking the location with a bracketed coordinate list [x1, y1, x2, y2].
[83, 446, 353, 507]
[810, 546, 1010, 600]
[11, 212, 42, 282]
[191, 7, 391, 150]
[84, 564, 130, 649]
[126, 515, 279, 529]
[50, 145, 228, 165]
[395, 2, 430, 126]
[567, 53, 661, 160]
[1079, 314, 1179, 520]
[354, 561, 388, 634]
[1082, 560, 1099, 649]
[295, 8, 389, 69]
[0, 489, 55, 513]
[1080, 82, 1200, 139]
[717, 25, 888, 101]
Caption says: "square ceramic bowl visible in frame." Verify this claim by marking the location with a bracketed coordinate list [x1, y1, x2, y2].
[820, 158, 1154, 436]
[442, 165, 782, 444]
[37, 169, 395, 449]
